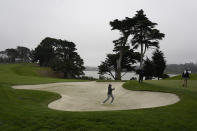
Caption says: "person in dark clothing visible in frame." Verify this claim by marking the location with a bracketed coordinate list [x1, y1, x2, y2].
[102, 84, 115, 104]
[182, 69, 190, 87]
[138, 69, 144, 83]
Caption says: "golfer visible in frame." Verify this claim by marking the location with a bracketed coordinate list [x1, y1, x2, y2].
[182, 69, 190, 87]
[102, 84, 115, 104]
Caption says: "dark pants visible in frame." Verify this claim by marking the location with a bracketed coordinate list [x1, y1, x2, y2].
[183, 77, 189, 87]
[139, 74, 143, 83]
[103, 94, 114, 103]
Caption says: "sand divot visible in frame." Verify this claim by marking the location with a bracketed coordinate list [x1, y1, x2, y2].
[13, 81, 180, 111]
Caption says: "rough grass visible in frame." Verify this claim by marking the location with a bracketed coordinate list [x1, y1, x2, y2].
[0, 64, 197, 130]
[0, 63, 86, 85]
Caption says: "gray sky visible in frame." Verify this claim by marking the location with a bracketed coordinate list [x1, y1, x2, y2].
[0, 0, 197, 66]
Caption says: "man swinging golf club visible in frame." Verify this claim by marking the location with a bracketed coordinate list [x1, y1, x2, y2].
[102, 84, 115, 104]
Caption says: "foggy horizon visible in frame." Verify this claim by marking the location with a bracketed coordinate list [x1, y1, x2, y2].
[1, 0, 197, 66]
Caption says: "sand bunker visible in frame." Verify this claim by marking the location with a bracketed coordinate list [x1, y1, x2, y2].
[13, 81, 180, 111]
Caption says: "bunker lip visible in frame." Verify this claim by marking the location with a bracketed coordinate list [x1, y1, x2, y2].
[13, 81, 180, 112]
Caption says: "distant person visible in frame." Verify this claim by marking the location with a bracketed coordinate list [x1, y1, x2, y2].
[182, 69, 190, 87]
[138, 69, 144, 83]
[102, 84, 115, 104]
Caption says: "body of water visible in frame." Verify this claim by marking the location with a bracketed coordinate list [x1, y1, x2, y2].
[84, 71, 178, 80]
[84, 71, 139, 80]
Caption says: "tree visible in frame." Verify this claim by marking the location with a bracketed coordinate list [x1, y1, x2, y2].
[33, 37, 85, 78]
[110, 18, 135, 80]
[16, 46, 31, 62]
[98, 54, 118, 80]
[109, 9, 165, 81]
[50, 40, 85, 78]
[0, 51, 9, 63]
[143, 58, 154, 80]
[98, 49, 140, 80]
[5, 48, 18, 62]
[33, 37, 56, 66]
[131, 9, 165, 81]
[152, 49, 166, 80]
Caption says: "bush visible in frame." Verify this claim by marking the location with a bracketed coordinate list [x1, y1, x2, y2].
[162, 74, 170, 79]
[130, 77, 137, 80]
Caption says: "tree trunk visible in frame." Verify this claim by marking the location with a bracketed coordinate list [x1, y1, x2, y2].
[114, 70, 118, 80]
[116, 49, 123, 80]
[140, 43, 144, 70]
[64, 72, 72, 78]
[139, 43, 144, 83]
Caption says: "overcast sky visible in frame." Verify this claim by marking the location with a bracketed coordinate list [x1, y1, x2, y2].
[0, 0, 197, 66]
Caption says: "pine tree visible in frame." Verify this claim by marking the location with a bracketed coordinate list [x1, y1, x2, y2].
[152, 49, 166, 80]
[143, 58, 154, 80]
[131, 10, 165, 82]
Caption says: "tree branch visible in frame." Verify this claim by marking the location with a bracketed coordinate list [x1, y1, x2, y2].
[108, 71, 115, 80]
[121, 71, 128, 78]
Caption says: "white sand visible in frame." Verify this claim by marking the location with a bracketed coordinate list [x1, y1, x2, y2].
[13, 81, 180, 111]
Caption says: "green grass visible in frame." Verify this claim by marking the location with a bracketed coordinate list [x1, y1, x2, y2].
[0, 63, 86, 85]
[0, 64, 197, 130]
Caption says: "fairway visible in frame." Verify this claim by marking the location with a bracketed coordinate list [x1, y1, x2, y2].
[1, 64, 197, 130]
[13, 81, 179, 111]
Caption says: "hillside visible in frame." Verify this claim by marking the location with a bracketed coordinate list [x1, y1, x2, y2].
[0, 63, 85, 85]
[165, 63, 197, 74]
[165, 74, 197, 80]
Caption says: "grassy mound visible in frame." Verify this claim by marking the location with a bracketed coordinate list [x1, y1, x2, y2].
[0, 64, 86, 85]
[0, 64, 197, 130]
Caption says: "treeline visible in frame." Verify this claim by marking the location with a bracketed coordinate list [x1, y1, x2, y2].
[165, 63, 197, 74]
[0, 46, 32, 63]
[0, 37, 86, 79]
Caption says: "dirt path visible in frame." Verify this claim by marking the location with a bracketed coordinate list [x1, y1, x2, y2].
[13, 81, 180, 111]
